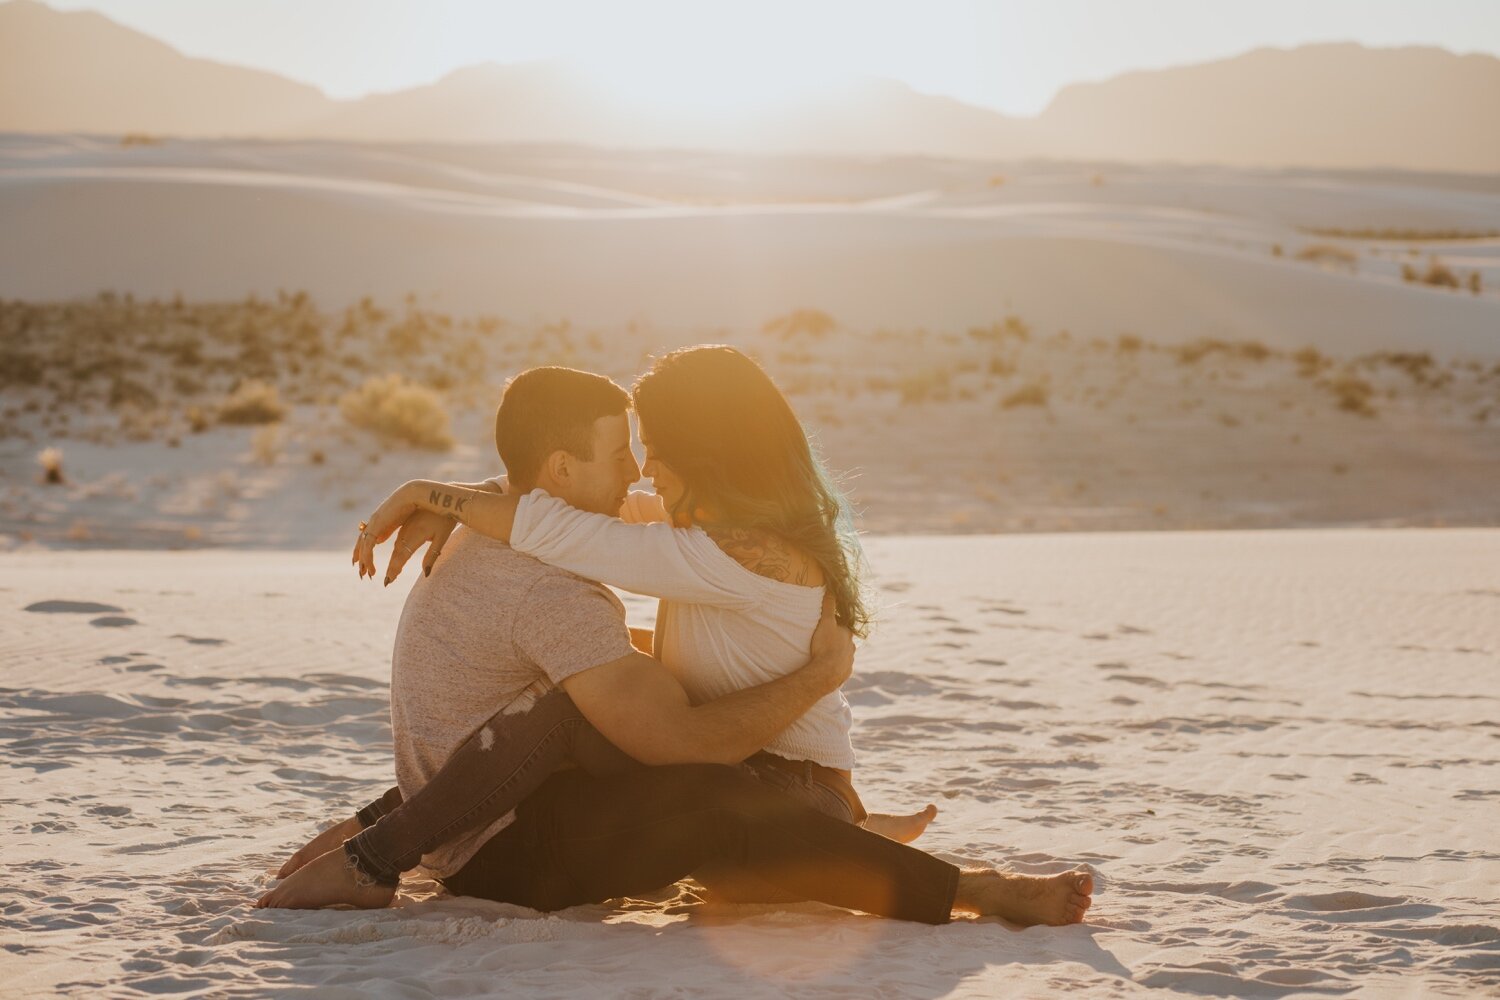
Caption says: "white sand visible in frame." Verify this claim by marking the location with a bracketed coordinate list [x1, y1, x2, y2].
[3, 136, 1498, 356]
[2, 531, 1497, 997]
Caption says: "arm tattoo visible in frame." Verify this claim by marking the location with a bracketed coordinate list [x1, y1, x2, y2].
[705, 526, 816, 585]
[427, 488, 469, 516]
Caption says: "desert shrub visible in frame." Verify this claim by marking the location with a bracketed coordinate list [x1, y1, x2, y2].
[762, 309, 836, 339]
[37, 446, 64, 484]
[1304, 226, 1500, 241]
[987, 355, 1016, 377]
[1175, 338, 1271, 365]
[252, 425, 281, 465]
[108, 376, 157, 410]
[1001, 380, 1049, 409]
[340, 374, 453, 450]
[897, 369, 951, 405]
[1296, 244, 1358, 269]
[1409, 257, 1461, 288]
[1291, 347, 1326, 377]
[1117, 333, 1143, 352]
[218, 380, 286, 425]
[1376, 351, 1435, 384]
[1326, 373, 1377, 417]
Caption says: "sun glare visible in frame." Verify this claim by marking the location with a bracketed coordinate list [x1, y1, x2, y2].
[575, 51, 845, 115]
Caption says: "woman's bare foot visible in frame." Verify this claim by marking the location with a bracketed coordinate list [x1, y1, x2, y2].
[864, 804, 939, 844]
[255, 846, 396, 910]
[953, 867, 1093, 926]
[276, 816, 363, 879]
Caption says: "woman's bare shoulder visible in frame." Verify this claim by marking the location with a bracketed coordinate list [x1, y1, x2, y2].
[703, 526, 825, 587]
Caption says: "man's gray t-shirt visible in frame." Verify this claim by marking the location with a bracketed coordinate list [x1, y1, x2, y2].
[390, 525, 635, 877]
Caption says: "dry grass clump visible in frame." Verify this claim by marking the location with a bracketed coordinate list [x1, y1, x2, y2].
[1001, 380, 1049, 409]
[218, 380, 286, 425]
[762, 309, 836, 340]
[1174, 339, 1273, 365]
[37, 446, 64, 485]
[968, 315, 1031, 343]
[987, 355, 1016, 377]
[340, 374, 454, 450]
[897, 369, 952, 405]
[1293, 347, 1328, 377]
[1369, 351, 1436, 385]
[1401, 257, 1461, 289]
[1296, 244, 1359, 269]
[1304, 226, 1500, 241]
[1325, 372, 1378, 417]
[252, 425, 281, 465]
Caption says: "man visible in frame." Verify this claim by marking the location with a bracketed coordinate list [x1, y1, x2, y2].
[257, 367, 1091, 926]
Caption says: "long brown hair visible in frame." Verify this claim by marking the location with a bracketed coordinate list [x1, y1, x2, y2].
[631, 346, 871, 637]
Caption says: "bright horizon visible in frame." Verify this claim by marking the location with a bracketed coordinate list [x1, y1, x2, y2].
[31, 0, 1500, 117]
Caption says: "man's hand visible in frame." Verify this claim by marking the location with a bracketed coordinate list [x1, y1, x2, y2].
[382, 510, 458, 585]
[275, 815, 362, 879]
[805, 593, 855, 693]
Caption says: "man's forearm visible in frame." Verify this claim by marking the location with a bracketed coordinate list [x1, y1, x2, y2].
[670, 657, 839, 765]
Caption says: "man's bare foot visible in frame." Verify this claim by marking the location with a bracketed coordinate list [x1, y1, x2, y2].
[255, 846, 395, 910]
[953, 868, 1093, 926]
[864, 804, 939, 844]
[276, 816, 363, 879]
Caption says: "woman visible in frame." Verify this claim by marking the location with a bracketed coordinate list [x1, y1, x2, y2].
[286, 347, 938, 901]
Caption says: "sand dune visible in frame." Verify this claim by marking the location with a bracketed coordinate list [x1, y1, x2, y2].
[3, 137, 1498, 357]
[2, 532, 1497, 995]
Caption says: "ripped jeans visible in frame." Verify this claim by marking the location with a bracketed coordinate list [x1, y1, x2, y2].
[346, 687, 865, 888]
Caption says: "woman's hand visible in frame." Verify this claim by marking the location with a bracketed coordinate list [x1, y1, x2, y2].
[354, 479, 519, 582]
[381, 510, 458, 584]
[353, 481, 421, 581]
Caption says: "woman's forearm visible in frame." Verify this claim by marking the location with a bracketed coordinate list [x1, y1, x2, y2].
[403, 479, 519, 544]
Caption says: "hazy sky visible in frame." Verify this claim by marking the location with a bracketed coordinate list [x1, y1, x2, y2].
[42, 0, 1500, 116]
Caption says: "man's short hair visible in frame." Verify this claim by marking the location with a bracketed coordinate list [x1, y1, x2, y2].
[495, 367, 629, 489]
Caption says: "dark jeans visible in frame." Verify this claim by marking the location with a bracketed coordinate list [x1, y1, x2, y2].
[348, 688, 865, 887]
[349, 689, 636, 885]
[444, 764, 960, 925]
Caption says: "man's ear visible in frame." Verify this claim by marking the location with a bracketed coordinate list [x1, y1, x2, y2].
[542, 449, 571, 485]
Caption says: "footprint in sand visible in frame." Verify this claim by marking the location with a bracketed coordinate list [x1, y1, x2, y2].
[24, 600, 124, 614]
[171, 634, 228, 646]
[1282, 890, 1408, 912]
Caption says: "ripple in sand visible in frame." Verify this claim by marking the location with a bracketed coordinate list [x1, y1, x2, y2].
[25, 600, 124, 614]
